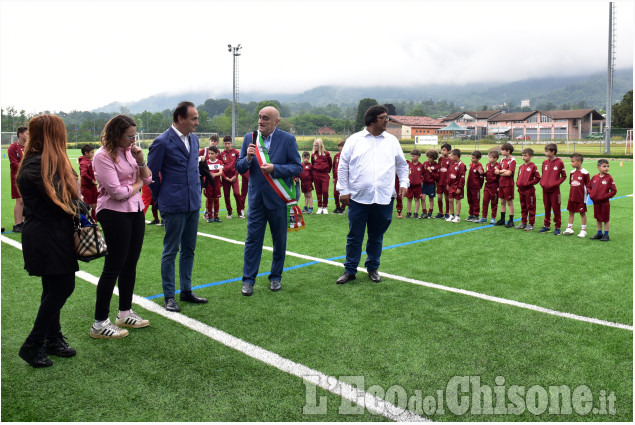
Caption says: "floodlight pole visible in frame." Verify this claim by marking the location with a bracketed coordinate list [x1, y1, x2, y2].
[228, 44, 242, 143]
[605, 2, 615, 154]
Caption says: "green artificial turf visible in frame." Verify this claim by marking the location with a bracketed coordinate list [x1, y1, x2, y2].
[1, 149, 632, 421]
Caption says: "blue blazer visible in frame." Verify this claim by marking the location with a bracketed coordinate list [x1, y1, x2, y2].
[236, 129, 302, 210]
[147, 127, 201, 213]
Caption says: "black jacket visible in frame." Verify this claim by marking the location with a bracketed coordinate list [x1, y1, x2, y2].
[17, 154, 79, 276]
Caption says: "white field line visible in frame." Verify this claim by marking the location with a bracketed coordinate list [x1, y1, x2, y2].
[0, 235, 426, 422]
[194, 230, 633, 331]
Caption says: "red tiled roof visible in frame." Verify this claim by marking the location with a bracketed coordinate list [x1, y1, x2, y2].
[389, 115, 444, 128]
[488, 111, 537, 122]
[441, 112, 463, 121]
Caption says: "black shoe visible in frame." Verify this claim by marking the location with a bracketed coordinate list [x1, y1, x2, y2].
[368, 269, 382, 283]
[270, 280, 281, 292]
[537, 226, 551, 233]
[179, 291, 208, 304]
[336, 272, 356, 285]
[148, 219, 160, 225]
[19, 340, 53, 368]
[589, 233, 603, 240]
[600, 234, 610, 242]
[494, 219, 505, 226]
[164, 297, 181, 312]
[504, 220, 514, 228]
[242, 282, 254, 296]
[44, 334, 76, 358]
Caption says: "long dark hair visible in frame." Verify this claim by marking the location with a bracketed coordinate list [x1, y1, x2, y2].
[101, 114, 136, 161]
[18, 114, 78, 215]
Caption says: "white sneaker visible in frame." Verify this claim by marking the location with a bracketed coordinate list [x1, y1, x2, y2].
[226, 213, 232, 219]
[116, 310, 150, 329]
[452, 216, 460, 223]
[563, 228, 575, 235]
[577, 230, 587, 238]
[316, 208, 323, 215]
[323, 208, 329, 215]
[90, 318, 129, 339]
[445, 215, 454, 222]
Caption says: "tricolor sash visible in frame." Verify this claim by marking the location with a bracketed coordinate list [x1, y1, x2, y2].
[252, 131, 305, 232]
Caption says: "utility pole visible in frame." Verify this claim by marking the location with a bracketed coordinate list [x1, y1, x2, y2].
[605, 2, 615, 154]
[228, 44, 242, 143]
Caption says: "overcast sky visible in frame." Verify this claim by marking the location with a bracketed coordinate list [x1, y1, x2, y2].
[1, 0, 633, 113]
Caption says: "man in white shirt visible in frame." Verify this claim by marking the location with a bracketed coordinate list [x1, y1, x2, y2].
[336, 105, 409, 284]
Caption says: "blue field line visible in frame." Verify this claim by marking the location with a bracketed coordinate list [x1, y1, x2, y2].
[145, 257, 345, 299]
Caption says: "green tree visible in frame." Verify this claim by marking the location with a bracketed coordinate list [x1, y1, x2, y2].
[355, 98, 378, 131]
[198, 98, 231, 117]
[612, 90, 633, 128]
[408, 107, 426, 116]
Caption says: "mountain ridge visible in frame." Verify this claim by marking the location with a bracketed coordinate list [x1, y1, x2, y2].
[92, 68, 633, 114]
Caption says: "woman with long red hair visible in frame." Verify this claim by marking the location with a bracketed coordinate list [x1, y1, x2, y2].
[17, 114, 79, 367]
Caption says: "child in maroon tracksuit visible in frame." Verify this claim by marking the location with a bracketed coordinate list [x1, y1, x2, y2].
[405, 149, 424, 218]
[435, 143, 452, 218]
[311, 139, 332, 215]
[478, 150, 499, 224]
[538, 143, 567, 235]
[587, 159, 617, 241]
[78, 144, 99, 221]
[515, 148, 541, 230]
[204, 146, 223, 222]
[220, 136, 244, 219]
[494, 143, 516, 227]
[332, 140, 345, 214]
[446, 149, 466, 222]
[563, 153, 590, 237]
[420, 149, 440, 219]
[297, 152, 314, 214]
[466, 150, 485, 222]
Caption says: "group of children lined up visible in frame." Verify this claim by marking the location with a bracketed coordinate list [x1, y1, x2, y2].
[399, 143, 618, 241]
[295, 139, 347, 215]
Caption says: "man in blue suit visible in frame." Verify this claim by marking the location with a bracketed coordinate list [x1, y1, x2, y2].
[147, 101, 208, 311]
[236, 106, 302, 296]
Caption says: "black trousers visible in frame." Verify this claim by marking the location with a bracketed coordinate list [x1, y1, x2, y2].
[95, 209, 145, 321]
[28, 273, 76, 344]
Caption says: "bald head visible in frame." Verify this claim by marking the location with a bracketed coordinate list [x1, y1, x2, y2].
[258, 106, 280, 137]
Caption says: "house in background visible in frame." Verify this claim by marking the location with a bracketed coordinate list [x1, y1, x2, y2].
[486, 109, 605, 140]
[316, 126, 336, 135]
[441, 110, 502, 137]
[387, 115, 445, 139]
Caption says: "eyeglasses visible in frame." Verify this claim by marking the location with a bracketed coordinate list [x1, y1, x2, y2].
[125, 134, 137, 141]
[377, 115, 389, 121]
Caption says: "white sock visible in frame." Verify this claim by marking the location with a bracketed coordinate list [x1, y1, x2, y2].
[567, 224, 573, 229]
[93, 319, 107, 329]
[582, 225, 587, 230]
